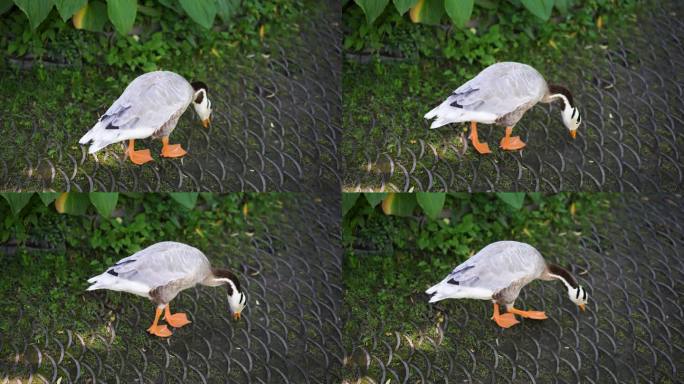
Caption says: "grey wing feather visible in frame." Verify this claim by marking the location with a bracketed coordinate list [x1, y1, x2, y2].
[450, 62, 547, 117]
[105, 241, 210, 289]
[447, 241, 545, 292]
[102, 71, 193, 134]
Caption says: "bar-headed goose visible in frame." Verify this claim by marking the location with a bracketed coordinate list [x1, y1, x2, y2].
[86, 242, 245, 337]
[424, 62, 581, 154]
[78, 71, 212, 165]
[426, 241, 587, 328]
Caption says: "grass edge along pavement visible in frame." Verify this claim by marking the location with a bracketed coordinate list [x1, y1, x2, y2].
[340, 192, 614, 380]
[0, 0, 330, 191]
[341, 1, 648, 191]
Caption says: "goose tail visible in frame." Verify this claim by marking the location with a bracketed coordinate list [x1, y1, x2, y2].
[79, 121, 125, 154]
[86, 272, 114, 291]
[424, 96, 497, 129]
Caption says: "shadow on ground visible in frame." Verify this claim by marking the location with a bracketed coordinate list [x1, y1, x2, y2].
[0, 1, 341, 194]
[342, 194, 683, 383]
[0, 197, 343, 383]
[343, 2, 683, 192]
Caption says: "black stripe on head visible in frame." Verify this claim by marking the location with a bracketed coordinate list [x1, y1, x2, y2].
[548, 264, 579, 288]
[212, 268, 241, 293]
[447, 278, 459, 285]
[107, 269, 119, 276]
[576, 287, 580, 299]
[548, 84, 575, 109]
[583, 289, 587, 300]
[191, 81, 208, 93]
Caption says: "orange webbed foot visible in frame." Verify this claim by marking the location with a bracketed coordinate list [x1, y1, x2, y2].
[128, 149, 154, 165]
[161, 143, 187, 158]
[494, 312, 520, 328]
[147, 324, 172, 337]
[500, 136, 526, 151]
[508, 308, 548, 320]
[165, 312, 191, 328]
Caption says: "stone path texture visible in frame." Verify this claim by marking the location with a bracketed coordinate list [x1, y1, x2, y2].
[342, 194, 683, 383]
[0, 1, 340, 194]
[0, 196, 343, 383]
[343, 1, 683, 192]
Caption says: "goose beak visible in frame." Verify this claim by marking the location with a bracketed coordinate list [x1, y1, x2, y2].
[578, 304, 586, 312]
[233, 312, 241, 320]
[202, 118, 210, 128]
[570, 130, 577, 139]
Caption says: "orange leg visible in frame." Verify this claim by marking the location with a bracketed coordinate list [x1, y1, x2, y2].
[492, 303, 519, 328]
[468, 121, 492, 154]
[507, 306, 548, 320]
[147, 307, 172, 337]
[160, 136, 187, 158]
[164, 304, 191, 328]
[127, 139, 153, 165]
[499, 127, 526, 151]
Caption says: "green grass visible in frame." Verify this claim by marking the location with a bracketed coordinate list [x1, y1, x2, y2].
[341, 2, 642, 190]
[0, 193, 288, 379]
[341, 193, 613, 380]
[0, 0, 322, 190]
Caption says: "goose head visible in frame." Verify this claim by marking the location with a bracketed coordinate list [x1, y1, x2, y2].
[211, 268, 246, 320]
[568, 285, 588, 312]
[548, 263, 588, 312]
[191, 81, 212, 128]
[548, 85, 580, 139]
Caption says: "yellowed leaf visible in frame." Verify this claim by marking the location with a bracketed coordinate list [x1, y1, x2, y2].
[409, 0, 425, 23]
[54, 192, 68, 213]
[72, 4, 86, 29]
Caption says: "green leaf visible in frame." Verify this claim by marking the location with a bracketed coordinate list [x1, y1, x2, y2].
[416, 193, 446, 219]
[354, 0, 389, 24]
[38, 192, 59, 206]
[53, 0, 87, 21]
[89, 192, 119, 217]
[496, 193, 526, 210]
[409, 0, 444, 25]
[393, 0, 417, 15]
[342, 193, 360, 216]
[520, 0, 554, 20]
[0, 0, 14, 16]
[445, 0, 474, 27]
[73, 1, 108, 32]
[554, 0, 568, 14]
[14, 0, 53, 30]
[0, 193, 34, 215]
[381, 193, 417, 216]
[179, 0, 216, 29]
[54, 192, 90, 215]
[169, 192, 199, 209]
[364, 193, 388, 208]
[107, 0, 137, 35]
[216, 0, 239, 23]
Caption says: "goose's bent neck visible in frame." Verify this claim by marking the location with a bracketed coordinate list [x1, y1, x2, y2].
[546, 264, 578, 290]
[203, 268, 241, 291]
[544, 84, 574, 110]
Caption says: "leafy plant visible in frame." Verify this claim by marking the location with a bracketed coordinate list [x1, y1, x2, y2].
[350, 0, 572, 27]
[1, 0, 242, 34]
[342, 192, 612, 349]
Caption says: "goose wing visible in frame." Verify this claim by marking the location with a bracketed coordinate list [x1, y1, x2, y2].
[448, 241, 542, 292]
[79, 71, 194, 153]
[87, 242, 211, 294]
[426, 241, 545, 302]
[450, 62, 547, 118]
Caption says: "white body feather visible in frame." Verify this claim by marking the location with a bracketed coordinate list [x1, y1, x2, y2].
[424, 62, 548, 129]
[86, 241, 212, 300]
[79, 71, 195, 154]
[426, 241, 547, 304]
